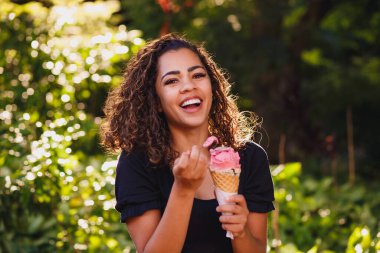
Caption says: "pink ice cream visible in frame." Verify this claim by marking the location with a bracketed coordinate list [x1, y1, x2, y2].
[209, 147, 240, 171]
[203, 136, 241, 172]
[203, 136, 241, 239]
[203, 136, 218, 149]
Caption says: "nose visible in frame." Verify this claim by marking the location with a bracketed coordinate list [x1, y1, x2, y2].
[179, 77, 196, 93]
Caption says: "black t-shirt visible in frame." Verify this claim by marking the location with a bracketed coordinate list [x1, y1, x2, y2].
[115, 141, 275, 253]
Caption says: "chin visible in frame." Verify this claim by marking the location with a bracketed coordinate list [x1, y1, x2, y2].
[181, 120, 208, 129]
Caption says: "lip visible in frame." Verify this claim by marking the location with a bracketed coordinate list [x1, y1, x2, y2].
[179, 96, 203, 107]
[179, 96, 203, 113]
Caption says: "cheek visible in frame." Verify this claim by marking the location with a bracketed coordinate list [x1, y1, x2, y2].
[206, 86, 213, 106]
[156, 91, 175, 113]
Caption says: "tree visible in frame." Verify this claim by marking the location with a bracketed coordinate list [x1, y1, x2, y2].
[122, 0, 380, 178]
[0, 0, 142, 251]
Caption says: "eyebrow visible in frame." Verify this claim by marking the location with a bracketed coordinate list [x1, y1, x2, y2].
[160, 65, 205, 81]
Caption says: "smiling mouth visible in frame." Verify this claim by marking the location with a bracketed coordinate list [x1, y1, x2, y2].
[180, 98, 202, 109]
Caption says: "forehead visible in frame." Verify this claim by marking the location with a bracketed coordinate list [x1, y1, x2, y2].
[156, 48, 203, 73]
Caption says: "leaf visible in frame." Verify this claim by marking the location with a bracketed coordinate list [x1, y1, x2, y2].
[28, 215, 44, 234]
[279, 243, 302, 253]
[283, 162, 302, 179]
[307, 244, 318, 253]
[346, 226, 372, 252]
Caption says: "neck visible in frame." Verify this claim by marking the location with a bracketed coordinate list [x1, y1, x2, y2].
[169, 125, 210, 153]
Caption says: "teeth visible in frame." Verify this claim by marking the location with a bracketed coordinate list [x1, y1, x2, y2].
[181, 98, 201, 107]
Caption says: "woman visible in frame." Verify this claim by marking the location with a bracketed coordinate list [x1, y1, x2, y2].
[101, 34, 274, 253]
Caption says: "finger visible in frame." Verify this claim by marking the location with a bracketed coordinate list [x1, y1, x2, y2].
[225, 195, 248, 208]
[192, 146, 209, 177]
[175, 150, 190, 171]
[173, 158, 179, 167]
[189, 145, 200, 170]
[180, 150, 191, 164]
[173, 153, 184, 166]
[221, 224, 246, 235]
[196, 151, 209, 173]
[219, 213, 246, 224]
[216, 203, 241, 214]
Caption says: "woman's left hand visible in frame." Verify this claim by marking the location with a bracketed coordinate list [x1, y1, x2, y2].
[216, 194, 250, 238]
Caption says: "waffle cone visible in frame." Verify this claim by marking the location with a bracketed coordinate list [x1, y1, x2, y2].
[210, 171, 240, 193]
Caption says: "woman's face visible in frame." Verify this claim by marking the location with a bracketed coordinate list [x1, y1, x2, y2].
[155, 48, 213, 132]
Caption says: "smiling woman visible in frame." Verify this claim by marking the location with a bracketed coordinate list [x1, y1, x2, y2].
[100, 34, 275, 253]
[155, 48, 213, 131]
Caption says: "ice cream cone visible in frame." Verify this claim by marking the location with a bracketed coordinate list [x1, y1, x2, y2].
[210, 170, 240, 193]
[203, 136, 242, 239]
[210, 169, 241, 239]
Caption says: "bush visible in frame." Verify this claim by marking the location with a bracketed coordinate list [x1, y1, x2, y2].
[269, 162, 380, 252]
[1, 1, 379, 252]
[0, 1, 142, 252]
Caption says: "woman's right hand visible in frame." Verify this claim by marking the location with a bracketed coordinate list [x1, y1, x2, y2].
[172, 145, 209, 194]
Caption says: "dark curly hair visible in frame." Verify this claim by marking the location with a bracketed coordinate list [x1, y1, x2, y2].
[100, 33, 259, 166]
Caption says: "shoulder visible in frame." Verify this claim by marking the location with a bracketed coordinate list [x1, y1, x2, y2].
[238, 141, 271, 183]
[118, 148, 149, 165]
[239, 141, 268, 163]
[115, 149, 164, 221]
[238, 141, 275, 212]
[116, 149, 150, 173]
[115, 149, 158, 190]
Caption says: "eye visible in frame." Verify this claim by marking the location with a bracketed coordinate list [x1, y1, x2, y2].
[164, 78, 178, 85]
[193, 73, 206, 79]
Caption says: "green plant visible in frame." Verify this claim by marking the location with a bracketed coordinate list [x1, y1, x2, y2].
[269, 163, 380, 252]
[0, 1, 142, 251]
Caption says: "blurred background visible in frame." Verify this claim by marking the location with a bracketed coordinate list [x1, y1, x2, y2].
[0, 0, 379, 252]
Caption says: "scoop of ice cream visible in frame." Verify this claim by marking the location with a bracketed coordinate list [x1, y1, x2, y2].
[209, 147, 240, 171]
[203, 136, 219, 149]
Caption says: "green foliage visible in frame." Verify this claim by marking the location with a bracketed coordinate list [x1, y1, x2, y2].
[1, 1, 379, 252]
[269, 163, 380, 253]
[124, 0, 380, 176]
[0, 0, 142, 252]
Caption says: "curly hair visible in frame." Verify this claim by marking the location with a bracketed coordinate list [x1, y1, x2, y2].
[100, 33, 259, 166]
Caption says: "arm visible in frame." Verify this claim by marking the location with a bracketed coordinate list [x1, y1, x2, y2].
[232, 212, 268, 253]
[126, 146, 209, 253]
[217, 195, 268, 253]
[126, 184, 195, 253]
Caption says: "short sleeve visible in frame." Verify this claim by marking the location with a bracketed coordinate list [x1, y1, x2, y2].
[115, 150, 162, 222]
[239, 142, 275, 213]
